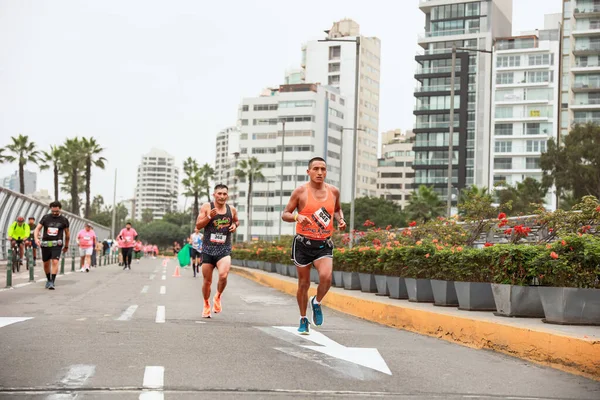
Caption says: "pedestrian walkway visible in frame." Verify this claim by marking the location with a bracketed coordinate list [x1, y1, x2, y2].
[231, 265, 600, 381]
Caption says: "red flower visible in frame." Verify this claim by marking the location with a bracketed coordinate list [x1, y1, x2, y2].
[409, 221, 417, 227]
[498, 219, 508, 228]
[484, 242, 494, 247]
[497, 212, 507, 220]
[385, 225, 392, 231]
[550, 251, 559, 259]
[504, 228, 513, 235]
[570, 247, 574, 251]
[363, 219, 376, 227]
[596, 206, 600, 212]
[580, 225, 592, 234]
[425, 253, 430, 258]
[561, 240, 566, 246]
[372, 239, 381, 246]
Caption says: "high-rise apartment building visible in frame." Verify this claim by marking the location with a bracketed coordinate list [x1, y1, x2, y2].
[134, 149, 179, 221]
[236, 83, 346, 242]
[214, 126, 240, 188]
[560, 0, 600, 132]
[414, 1, 512, 202]
[1, 170, 37, 195]
[302, 19, 381, 201]
[491, 16, 561, 211]
[376, 130, 416, 210]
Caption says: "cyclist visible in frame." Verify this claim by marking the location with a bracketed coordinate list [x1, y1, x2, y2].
[7, 216, 30, 269]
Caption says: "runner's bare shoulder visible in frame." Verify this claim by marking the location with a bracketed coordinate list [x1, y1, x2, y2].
[328, 184, 341, 198]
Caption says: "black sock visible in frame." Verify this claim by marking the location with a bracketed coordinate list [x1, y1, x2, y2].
[51, 274, 56, 282]
[46, 273, 51, 281]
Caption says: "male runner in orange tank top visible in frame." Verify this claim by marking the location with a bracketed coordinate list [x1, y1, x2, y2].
[282, 157, 346, 334]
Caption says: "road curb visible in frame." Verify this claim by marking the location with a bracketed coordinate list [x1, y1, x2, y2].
[231, 266, 600, 381]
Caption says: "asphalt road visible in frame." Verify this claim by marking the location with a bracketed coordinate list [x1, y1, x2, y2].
[1, 258, 599, 400]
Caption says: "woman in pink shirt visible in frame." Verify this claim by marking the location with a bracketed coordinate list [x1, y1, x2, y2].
[77, 223, 96, 272]
[152, 245, 158, 259]
[118, 222, 138, 270]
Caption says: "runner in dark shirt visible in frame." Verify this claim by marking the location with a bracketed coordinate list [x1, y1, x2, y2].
[34, 201, 70, 290]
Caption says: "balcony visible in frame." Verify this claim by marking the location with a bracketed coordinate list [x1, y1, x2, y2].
[574, 6, 600, 18]
[415, 139, 460, 148]
[415, 177, 458, 184]
[572, 24, 600, 37]
[414, 159, 459, 166]
[414, 121, 459, 129]
[573, 117, 600, 124]
[415, 65, 462, 75]
[418, 28, 481, 42]
[415, 84, 460, 93]
[570, 98, 600, 109]
[573, 43, 600, 55]
[572, 61, 600, 72]
[572, 81, 600, 92]
[494, 110, 552, 122]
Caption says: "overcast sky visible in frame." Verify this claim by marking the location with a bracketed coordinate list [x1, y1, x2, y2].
[0, 0, 562, 207]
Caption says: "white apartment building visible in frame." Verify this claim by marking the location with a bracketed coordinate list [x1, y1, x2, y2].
[302, 19, 381, 201]
[560, 0, 600, 132]
[1, 170, 37, 195]
[491, 17, 561, 211]
[214, 126, 240, 188]
[415, 0, 512, 202]
[134, 149, 179, 221]
[236, 83, 346, 242]
[376, 130, 416, 210]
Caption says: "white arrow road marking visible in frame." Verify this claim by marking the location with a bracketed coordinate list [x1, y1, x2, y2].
[60, 364, 96, 387]
[274, 326, 391, 375]
[117, 305, 138, 321]
[159, 286, 166, 295]
[155, 306, 165, 323]
[0, 317, 32, 329]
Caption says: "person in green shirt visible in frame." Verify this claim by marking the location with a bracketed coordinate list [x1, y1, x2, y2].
[7, 216, 30, 267]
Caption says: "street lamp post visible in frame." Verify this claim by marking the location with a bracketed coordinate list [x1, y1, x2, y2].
[266, 180, 274, 240]
[319, 37, 361, 248]
[277, 121, 286, 242]
[232, 152, 240, 243]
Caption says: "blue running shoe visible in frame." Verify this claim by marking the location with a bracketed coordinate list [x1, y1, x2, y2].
[48, 281, 55, 290]
[45, 281, 51, 289]
[298, 317, 310, 335]
[310, 296, 323, 326]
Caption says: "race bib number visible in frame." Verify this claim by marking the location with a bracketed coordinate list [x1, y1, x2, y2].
[84, 236, 91, 241]
[210, 233, 226, 244]
[312, 207, 332, 229]
[125, 237, 132, 242]
[47, 227, 59, 236]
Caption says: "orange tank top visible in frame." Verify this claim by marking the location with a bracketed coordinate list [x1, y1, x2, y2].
[296, 183, 335, 240]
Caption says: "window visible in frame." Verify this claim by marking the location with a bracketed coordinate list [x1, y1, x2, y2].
[240, 133, 248, 140]
[329, 108, 344, 119]
[241, 148, 247, 154]
[242, 105, 249, 112]
[329, 46, 341, 60]
[253, 104, 278, 111]
[340, 98, 345, 106]
[329, 63, 340, 73]
[494, 175, 507, 185]
[526, 123, 540, 135]
[495, 107, 513, 119]
[495, 141, 512, 153]
[252, 132, 277, 140]
[327, 136, 342, 146]
[529, 54, 551, 66]
[327, 150, 340, 160]
[276, 145, 314, 152]
[495, 123, 513, 135]
[280, 115, 314, 123]
[253, 118, 278, 126]
[497, 55, 521, 68]
[328, 75, 340, 85]
[526, 140, 547, 153]
[381, 172, 403, 178]
[241, 119, 248, 126]
[328, 122, 343, 132]
[494, 158, 513, 169]
[526, 71, 552, 83]
[252, 147, 277, 154]
[526, 157, 541, 169]
[496, 72, 514, 85]
[279, 100, 315, 108]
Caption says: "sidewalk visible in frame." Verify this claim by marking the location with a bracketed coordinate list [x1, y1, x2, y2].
[231, 265, 600, 381]
[0, 257, 110, 286]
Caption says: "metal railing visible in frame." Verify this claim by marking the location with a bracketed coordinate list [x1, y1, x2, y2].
[0, 187, 110, 260]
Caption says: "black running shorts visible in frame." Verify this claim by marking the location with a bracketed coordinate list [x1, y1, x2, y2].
[190, 248, 202, 259]
[41, 246, 62, 262]
[291, 235, 333, 267]
[202, 253, 229, 266]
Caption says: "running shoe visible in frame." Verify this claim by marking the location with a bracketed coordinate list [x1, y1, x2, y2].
[48, 281, 55, 290]
[310, 296, 323, 326]
[298, 317, 310, 335]
[213, 294, 222, 313]
[45, 281, 51, 289]
[202, 302, 211, 318]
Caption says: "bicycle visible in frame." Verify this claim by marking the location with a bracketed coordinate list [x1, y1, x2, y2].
[8, 239, 23, 273]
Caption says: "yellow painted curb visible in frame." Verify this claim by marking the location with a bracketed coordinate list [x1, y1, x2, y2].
[232, 267, 600, 381]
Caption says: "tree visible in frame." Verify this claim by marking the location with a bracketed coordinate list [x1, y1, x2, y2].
[405, 185, 445, 222]
[142, 208, 154, 224]
[182, 158, 204, 222]
[199, 163, 215, 202]
[235, 157, 264, 241]
[136, 220, 189, 248]
[340, 197, 407, 231]
[90, 195, 105, 216]
[39, 145, 64, 201]
[458, 185, 496, 219]
[60, 138, 85, 215]
[0, 148, 6, 164]
[81, 137, 106, 219]
[541, 122, 600, 202]
[496, 178, 547, 215]
[3, 134, 41, 194]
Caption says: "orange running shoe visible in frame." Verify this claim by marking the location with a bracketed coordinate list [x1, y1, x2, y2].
[202, 301, 211, 318]
[213, 293, 222, 313]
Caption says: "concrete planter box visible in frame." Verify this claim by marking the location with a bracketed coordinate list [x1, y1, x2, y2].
[455, 282, 496, 311]
[405, 278, 434, 303]
[247, 260, 258, 269]
[430, 280, 459, 307]
[359, 273, 377, 293]
[263, 262, 277, 273]
[538, 287, 600, 325]
[310, 268, 320, 284]
[491, 284, 545, 318]
[287, 264, 297, 278]
[332, 271, 344, 288]
[374, 275, 389, 296]
[386, 277, 408, 299]
[342, 272, 361, 290]
[275, 263, 285, 275]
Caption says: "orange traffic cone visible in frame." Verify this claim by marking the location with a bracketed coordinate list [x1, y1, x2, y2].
[172, 265, 181, 278]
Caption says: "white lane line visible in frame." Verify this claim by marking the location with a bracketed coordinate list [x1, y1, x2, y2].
[76, 317, 87, 321]
[0, 317, 32, 328]
[161, 275, 166, 280]
[116, 305, 138, 321]
[159, 286, 166, 295]
[149, 274, 155, 280]
[142, 366, 164, 389]
[141, 285, 149, 294]
[155, 306, 165, 323]
[60, 364, 96, 387]
[14, 282, 32, 288]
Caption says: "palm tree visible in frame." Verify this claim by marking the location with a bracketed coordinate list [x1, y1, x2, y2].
[81, 137, 106, 218]
[182, 157, 204, 222]
[3, 134, 41, 194]
[235, 157, 264, 241]
[60, 138, 85, 215]
[39, 145, 64, 201]
[199, 163, 215, 202]
[0, 148, 6, 164]
[406, 185, 445, 222]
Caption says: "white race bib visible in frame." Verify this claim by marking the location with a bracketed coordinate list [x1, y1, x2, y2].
[84, 236, 91, 241]
[47, 227, 59, 236]
[210, 233, 226, 244]
[312, 207, 332, 229]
